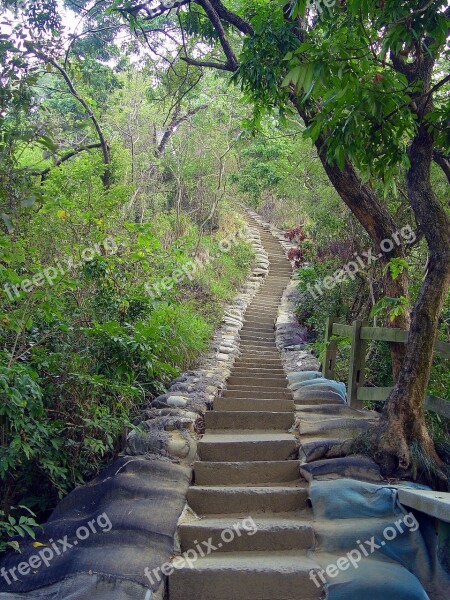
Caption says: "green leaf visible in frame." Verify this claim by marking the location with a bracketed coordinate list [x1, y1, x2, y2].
[281, 66, 302, 88]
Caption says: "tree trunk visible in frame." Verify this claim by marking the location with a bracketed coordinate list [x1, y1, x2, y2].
[377, 122, 450, 481]
[293, 106, 411, 376]
[317, 153, 411, 377]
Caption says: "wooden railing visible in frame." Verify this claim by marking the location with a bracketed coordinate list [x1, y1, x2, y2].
[322, 317, 450, 416]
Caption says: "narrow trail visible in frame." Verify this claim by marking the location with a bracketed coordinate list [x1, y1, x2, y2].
[170, 220, 323, 599]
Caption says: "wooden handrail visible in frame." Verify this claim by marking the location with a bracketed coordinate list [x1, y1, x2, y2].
[332, 323, 449, 358]
[323, 317, 449, 415]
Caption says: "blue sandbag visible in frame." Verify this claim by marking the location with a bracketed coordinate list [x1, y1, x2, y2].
[309, 479, 449, 600]
[290, 378, 347, 400]
[287, 371, 322, 383]
[320, 557, 430, 600]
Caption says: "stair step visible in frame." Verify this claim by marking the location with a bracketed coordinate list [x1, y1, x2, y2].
[223, 389, 292, 399]
[188, 486, 308, 514]
[194, 461, 301, 485]
[168, 551, 322, 600]
[247, 301, 280, 306]
[234, 357, 283, 364]
[198, 433, 297, 462]
[231, 368, 286, 376]
[239, 331, 275, 337]
[237, 354, 281, 360]
[240, 343, 278, 349]
[214, 397, 295, 412]
[239, 334, 276, 342]
[234, 364, 283, 371]
[243, 317, 276, 324]
[225, 386, 289, 395]
[179, 516, 314, 553]
[205, 411, 293, 431]
[227, 376, 288, 387]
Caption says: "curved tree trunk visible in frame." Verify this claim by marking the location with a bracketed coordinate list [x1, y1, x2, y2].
[377, 121, 450, 481]
[297, 112, 411, 376]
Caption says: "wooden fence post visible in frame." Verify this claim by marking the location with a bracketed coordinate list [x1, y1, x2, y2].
[347, 320, 367, 409]
[323, 316, 337, 379]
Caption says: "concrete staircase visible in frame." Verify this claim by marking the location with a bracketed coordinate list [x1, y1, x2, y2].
[169, 226, 323, 599]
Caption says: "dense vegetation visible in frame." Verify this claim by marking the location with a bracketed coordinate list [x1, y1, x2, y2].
[0, 1, 258, 549]
[0, 0, 449, 550]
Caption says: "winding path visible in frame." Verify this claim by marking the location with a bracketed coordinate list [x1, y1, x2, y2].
[170, 220, 323, 599]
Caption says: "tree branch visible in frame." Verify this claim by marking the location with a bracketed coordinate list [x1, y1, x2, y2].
[155, 103, 209, 157]
[207, 0, 254, 36]
[433, 149, 450, 186]
[194, 0, 239, 71]
[30, 144, 102, 179]
[29, 45, 111, 188]
[180, 56, 234, 71]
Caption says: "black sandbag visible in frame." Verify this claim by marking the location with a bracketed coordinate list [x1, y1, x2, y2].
[0, 457, 191, 594]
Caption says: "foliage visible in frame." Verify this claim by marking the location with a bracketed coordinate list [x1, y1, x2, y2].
[0, 4, 255, 548]
[0, 505, 40, 553]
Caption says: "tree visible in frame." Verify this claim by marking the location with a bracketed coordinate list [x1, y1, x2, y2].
[116, 0, 450, 482]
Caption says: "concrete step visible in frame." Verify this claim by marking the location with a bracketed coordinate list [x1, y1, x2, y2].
[194, 461, 301, 485]
[239, 331, 275, 337]
[234, 363, 283, 370]
[244, 324, 277, 328]
[179, 516, 314, 553]
[188, 485, 308, 514]
[244, 312, 277, 319]
[240, 322, 276, 327]
[227, 381, 287, 389]
[240, 342, 278, 349]
[241, 322, 275, 328]
[239, 333, 276, 341]
[245, 307, 278, 313]
[234, 356, 282, 363]
[239, 345, 279, 351]
[231, 368, 286, 376]
[237, 352, 281, 359]
[246, 304, 279, 310]
[214, 397, 295, 412]
[198, 433, 297, 462]
[225, 384, 291, 393]
[227, 376, 288, 387]
[168, 551, 322, 600]
[222, 389, 292, 399]
[205, 411, 293, 431]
